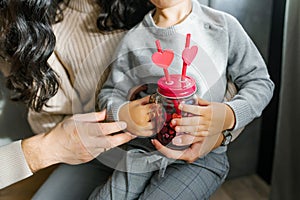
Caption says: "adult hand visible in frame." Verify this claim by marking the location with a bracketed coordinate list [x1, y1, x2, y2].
[151, 134, 223, 163]
[119, 95, 156, 137]
[22, 110, 134, 172]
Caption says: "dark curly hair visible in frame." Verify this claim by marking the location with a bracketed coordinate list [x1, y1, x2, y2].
[96, 0, 154, 31]
[0, 0, 152, 112]
[0, 0, 62, 112]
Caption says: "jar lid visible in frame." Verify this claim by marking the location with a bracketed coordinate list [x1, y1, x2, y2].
[157, 74, 197, 98]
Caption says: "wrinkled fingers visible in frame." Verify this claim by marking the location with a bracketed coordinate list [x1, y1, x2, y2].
[76, 121, 127, 137]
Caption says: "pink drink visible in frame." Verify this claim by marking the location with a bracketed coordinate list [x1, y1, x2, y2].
[151, 74, 197, 150]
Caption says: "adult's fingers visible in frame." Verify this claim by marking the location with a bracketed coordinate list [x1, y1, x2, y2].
[152, 139, 205, 162]
[151, 139, 187, 160]
[80, 132, 134, 158]
[73, 110, 107, 122]
[97, 132, 135, 149]
[96, 121, 128, 136]
[181, 143, 205, 162]
[77, 121, 127, 137]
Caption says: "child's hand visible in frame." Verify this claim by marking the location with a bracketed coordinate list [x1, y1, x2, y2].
[171, 97, 235, 137]
[151, 97, 235, 162]
[119, 95, 156, 137]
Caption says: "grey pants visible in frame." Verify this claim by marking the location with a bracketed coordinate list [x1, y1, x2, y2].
[89, 148, 229, 200]
[32, 159, 112, 200]
[32, 147, 127, 200]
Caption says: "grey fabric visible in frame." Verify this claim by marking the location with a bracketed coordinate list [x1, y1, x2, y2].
[198, 0, 209, 5]
[270, 0, 300, 199]
[89, 150, 229, 200]
[32, 159, 114, 200]
[98, 0, 274, 132]
[96, 1, 273, 199]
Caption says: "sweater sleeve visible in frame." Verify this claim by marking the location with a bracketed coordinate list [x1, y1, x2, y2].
[98, 42, 139, 122]
[224, 80, 244, 141]
[224, 15, 274, 130]
[0, 141, 32, 189]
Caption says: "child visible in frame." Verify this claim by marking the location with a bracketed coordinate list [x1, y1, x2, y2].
[92, 0, 274, 199]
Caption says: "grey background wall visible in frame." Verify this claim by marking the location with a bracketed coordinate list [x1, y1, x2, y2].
[0, 75, 32, 146]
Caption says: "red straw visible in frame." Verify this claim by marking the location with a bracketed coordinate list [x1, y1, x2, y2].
[163, 69, 171, 83]
[185, 33, 191, 48]
[155, 40, 162, 53]
[155, 40, 171, 83]
[181, 33, 191, 81]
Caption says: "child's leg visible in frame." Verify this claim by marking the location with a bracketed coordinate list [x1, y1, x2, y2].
[138, 151, 229, 200]
[89, 149, 160, 200]
[89, 167, 154, 200]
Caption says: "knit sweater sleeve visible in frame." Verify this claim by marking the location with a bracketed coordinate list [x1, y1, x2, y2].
[0, 141, 32, 189]
[224, 14, 274, 130]
[98, 41, 139, 122]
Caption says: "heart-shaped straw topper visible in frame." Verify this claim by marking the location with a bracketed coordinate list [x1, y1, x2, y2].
[182, 46, 198, 65]
[181, 33, 198, 80]
[152, 50, 174, 69]
[152, 40, 174, 82]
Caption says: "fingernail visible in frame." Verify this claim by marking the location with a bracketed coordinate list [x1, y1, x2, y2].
[178, 104, 183, 110]
[171, 120, 176, 126]
[120, 122, 127, 129]
[131, 134, 137, 139]
[173, 137, 182, 145]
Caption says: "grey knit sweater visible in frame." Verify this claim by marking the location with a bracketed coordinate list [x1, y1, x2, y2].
[98, 0, 274, 134]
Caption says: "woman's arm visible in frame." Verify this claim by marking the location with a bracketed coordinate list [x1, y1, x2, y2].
[0, 111, 133, 189]
[0, 141, 32, 190]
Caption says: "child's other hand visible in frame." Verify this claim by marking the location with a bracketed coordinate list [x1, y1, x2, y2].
[154, 96, 235, 162]
[171, 97, 235, 137]
[151, 135, 223, 162]
[119, 95, 156, 137]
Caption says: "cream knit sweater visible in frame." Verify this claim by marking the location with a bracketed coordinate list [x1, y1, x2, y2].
[28, 0, 125, 133]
